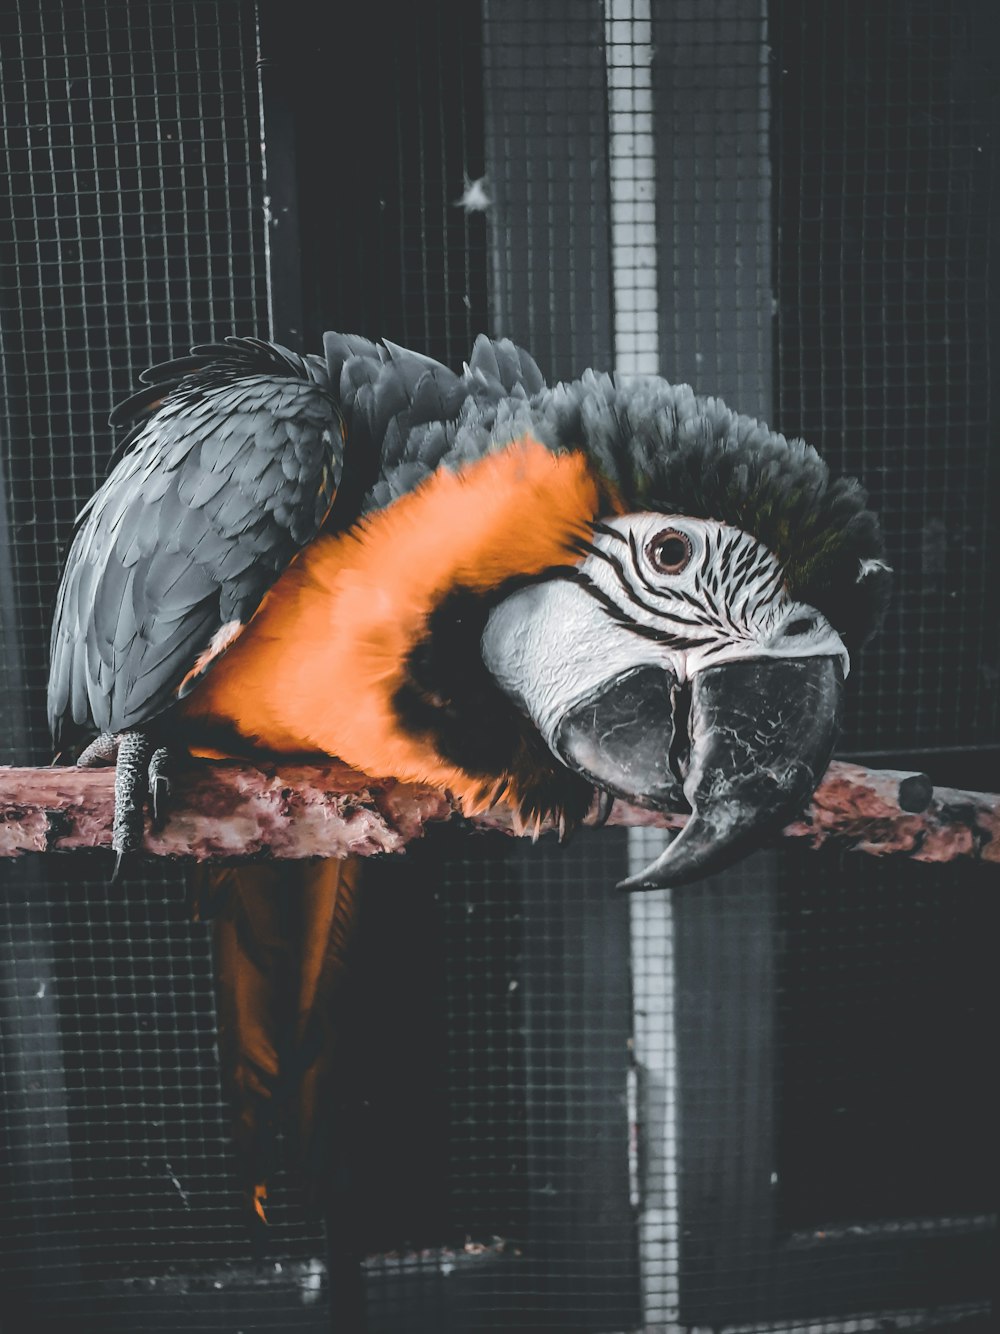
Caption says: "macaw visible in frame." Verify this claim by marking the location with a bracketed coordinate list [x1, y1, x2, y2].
[47, 332, 890, 1224]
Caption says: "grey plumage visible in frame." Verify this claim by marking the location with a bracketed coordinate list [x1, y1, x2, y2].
[49, 342, 344, 746]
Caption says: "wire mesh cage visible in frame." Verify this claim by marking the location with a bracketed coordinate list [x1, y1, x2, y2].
[1, 1, 996, 1331]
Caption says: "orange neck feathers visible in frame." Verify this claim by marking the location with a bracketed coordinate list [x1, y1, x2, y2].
[182, 438, 605, 807]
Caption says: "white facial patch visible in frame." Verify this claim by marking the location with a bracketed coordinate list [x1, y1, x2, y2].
[481, 575, 668, 749]
[480, 514, 849, 750]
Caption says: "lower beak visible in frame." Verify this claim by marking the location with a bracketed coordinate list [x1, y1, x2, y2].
[554, 657, 843, 890]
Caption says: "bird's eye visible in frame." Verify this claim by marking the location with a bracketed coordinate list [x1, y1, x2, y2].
[646, 528, 692, 575]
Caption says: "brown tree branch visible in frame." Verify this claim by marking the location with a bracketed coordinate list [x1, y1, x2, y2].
[0, 768, 997, 869]
[0, 759, 997, 868]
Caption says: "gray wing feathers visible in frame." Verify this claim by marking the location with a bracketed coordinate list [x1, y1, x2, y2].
[49, 371, 342, 745]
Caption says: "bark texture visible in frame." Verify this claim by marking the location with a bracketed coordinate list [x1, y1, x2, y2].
[1, 759, 996, 868]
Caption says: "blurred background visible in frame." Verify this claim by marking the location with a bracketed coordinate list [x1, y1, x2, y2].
[0, 1, 996, 1330]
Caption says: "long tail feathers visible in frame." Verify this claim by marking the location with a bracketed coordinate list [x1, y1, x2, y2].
[194, 858, 361, 1234]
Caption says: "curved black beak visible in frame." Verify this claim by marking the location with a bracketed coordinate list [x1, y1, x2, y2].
[618, 656, 843, 889]
[554, 657, 843, 890]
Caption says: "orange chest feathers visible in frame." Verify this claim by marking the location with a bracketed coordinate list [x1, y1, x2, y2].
[180, 438, 606, 807]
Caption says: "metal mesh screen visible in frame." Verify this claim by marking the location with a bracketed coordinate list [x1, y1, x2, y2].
[772, 0, 999, 758]
[1, 1, 997, 1332]
[630, 845, 995, 1331]
[357, 832, 636, 1334]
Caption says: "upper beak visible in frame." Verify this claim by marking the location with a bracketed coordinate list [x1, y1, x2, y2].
[554, 656, 843, 890]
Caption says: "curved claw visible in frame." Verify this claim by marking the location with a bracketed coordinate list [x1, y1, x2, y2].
[149, 746, 172, 828]
[590, 789, 615, 828]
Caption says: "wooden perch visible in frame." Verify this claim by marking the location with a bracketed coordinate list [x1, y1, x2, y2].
[0, 758, 997, 869]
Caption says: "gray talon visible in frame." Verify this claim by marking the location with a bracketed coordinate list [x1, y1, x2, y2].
[149, 746, 171, 827]
[88, 731, 181, 877]
[150, 776, 170, 828]
[112, 729, 154, 861]
[78, 731, 178, 875]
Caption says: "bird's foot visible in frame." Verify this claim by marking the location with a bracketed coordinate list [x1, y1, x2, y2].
[78, 728, 174, 880]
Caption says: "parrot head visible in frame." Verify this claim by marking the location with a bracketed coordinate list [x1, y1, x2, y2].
[470, 373, 890, 890]
[482, 511, 855, 888]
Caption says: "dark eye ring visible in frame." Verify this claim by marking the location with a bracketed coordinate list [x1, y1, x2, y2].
[646, 528, 692, 575]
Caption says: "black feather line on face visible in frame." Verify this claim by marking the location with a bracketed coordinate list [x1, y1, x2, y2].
[717, 530, 733, 581]
[721, 588, 745, 638]
[626, 529, 661, 600]
[746, 563, 784, 622]
[591, 519, 628, 545]
[541, 567, 714, 649]
[672, 585, 713, 615]
[696, 571, 721, 620]
[731, 545, 758, 584]
[567, 534, 610, 563]
[570, 530, 726, 637]
[612, 532, 715, 630]
[570, 539, 680, 623]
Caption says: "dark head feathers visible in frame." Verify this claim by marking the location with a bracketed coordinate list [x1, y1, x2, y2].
[537, 375, 891, 653]
[357, 336, 548, 511]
